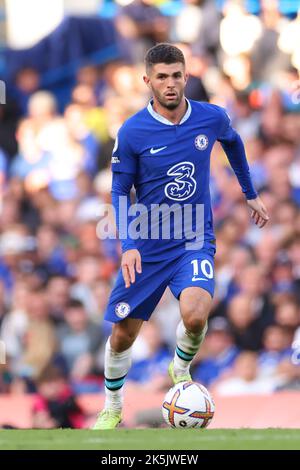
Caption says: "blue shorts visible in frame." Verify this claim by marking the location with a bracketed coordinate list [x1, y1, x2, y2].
[104, 247, 215, 323]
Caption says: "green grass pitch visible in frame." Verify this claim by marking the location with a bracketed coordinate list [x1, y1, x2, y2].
[0, 429, 299, 450]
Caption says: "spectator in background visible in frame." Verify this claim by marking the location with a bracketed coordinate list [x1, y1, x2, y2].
[0, 225, 35, 293]
[287, 234, 300, 287]
[71, 83, 109, 146]
[12, 67, 40, 116]
[214, 245, 253, 305]
[258, 324, 293, 378]
[76, 65, 106, 107]
[0, 100, 19, 160]
[175, 43, 209, 102]
[220, 0, 262, 90]
[275, 357, 300, 391]
[75, 222, 100, 257]
[88, 279, 111, 325]
[152, 288, 181, 351]
[174, 0, 220, 60]
[236, 264, 274, 329]
[127, 320, 172, 390]
[46, 276, 71, 325]
[10, 120, 50, 193]
[32, 366, 85, 429]
[70, 256, 101, 315]
[10, 92, 58, 193]
[37, 118, 86, 201]
[64, 104, 100, 179]
[193, 316, 239, 387]
[0, 363, 13, 394]
[213, 351, 282, 395]
[116, 0, 169, 63]
[229, 91, 260, 141]
[227, 293, 267, 351]
[273, 200, 298, 241]
[16, 288, 57, 382]
[35, 225, 68, 280]
[273, 298, 300, 334]
[25, 90, 57, 127]
[0, 187, 22, 230]
[0, 280, 29, 369]
[250, 0, 290, 83]
[11, 91, 93, 201]
[271, 253, 296, 299]
[253, 232, 280, 274]
[57, 300, 103, 389]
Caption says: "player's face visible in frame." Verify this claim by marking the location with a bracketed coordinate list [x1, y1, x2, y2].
[144, 63, 187, 110]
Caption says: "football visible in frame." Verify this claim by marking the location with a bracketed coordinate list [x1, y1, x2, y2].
[162, 381, 215, 429]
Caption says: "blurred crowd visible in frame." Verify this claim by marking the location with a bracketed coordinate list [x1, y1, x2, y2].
[0, 0, 300, 428]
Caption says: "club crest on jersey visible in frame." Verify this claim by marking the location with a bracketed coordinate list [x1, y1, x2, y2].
[195, 134, 208, 151]
[165, 162, 196, 201]
[115, 302, 131, 319]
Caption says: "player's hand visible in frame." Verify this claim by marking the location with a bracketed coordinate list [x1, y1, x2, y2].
[247, 196, 270, 228]
[121, 249, 142, 288]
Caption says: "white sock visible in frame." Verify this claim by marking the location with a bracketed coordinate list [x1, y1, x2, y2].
[104, 337, 132, 412]
[173, 320, 208, 376]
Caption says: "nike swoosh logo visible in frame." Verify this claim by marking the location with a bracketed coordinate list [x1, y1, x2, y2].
[192, 277, 209, 282]
[150, 146, 167, 154]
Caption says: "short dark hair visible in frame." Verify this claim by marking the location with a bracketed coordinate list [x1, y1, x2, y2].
[145, 43, 185, 72]
[37, 365, 65, 385]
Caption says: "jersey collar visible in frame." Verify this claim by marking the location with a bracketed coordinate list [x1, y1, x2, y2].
[147, 98, 191, 126]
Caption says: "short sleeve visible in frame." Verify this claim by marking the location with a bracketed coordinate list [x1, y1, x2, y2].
[111, 124, 137, 175]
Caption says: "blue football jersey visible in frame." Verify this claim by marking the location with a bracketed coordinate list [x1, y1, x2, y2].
[111, 99, 254, 261]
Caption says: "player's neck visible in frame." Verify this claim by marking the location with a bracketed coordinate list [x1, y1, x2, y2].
[152, 97, 188, 125]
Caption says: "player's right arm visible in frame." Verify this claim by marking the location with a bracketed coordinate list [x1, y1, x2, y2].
[121, 248, 142, 289]
[111, 124, 142, 288]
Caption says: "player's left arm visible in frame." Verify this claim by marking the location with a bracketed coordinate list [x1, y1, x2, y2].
[217, 108, 269, 228]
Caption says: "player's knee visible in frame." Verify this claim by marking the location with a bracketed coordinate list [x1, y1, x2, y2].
[111, 326, 137, 352]
[183, 306, 208, 335]
[185, 317, 206, 335]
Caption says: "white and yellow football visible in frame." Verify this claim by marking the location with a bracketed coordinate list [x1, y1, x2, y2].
[162, 381, 215, 429]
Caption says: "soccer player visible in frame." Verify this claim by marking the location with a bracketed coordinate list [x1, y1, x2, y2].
[93, 43, 269, 429]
